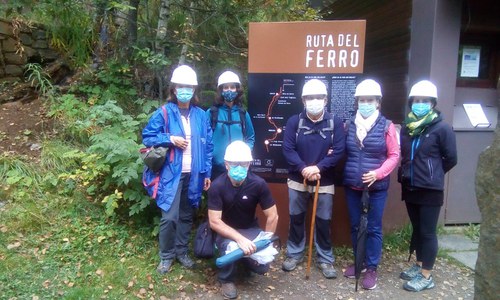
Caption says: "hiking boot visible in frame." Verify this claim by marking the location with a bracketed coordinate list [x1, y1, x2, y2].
[282, 256, 304, 272]
[362, 268, 377, 290]
[403, 273, 435, 292]
[156, 259, 173, 275]
[220, 282, 238, 299]
[317, 262, 337, 279]
[177, 254, 195, 269]
[343, 264, 366, 279]
[400, 264, 422, 280]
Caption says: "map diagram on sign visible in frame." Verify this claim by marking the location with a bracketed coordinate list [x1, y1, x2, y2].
[264, 79, 295, 152]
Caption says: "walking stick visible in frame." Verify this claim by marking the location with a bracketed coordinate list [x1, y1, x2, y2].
[305, 178, 320, 279]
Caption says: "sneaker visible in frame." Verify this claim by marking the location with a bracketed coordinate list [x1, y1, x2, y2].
[362, 268, 377, 290]
[220, 282, 238, 299]
[403, 273, 435, 292]
[343, 264, 367, 279]
[400, 264, 422, 280]
[282, 256, 304, 272]
[177, 254, 195, 269]
[156, 259, 173, 274]
[317, 262, 338, 279]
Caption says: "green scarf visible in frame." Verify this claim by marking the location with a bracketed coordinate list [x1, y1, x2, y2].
[405, 110, 438, 136]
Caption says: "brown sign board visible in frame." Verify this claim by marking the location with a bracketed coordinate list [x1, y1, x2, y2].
[249, 21, 366, 74]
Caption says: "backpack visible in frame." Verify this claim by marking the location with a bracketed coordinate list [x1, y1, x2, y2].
[295, 113, 344, 185]
[295, 112, 335, 144]
[142, 105, 174, 199]
[209, 105, 247, 138]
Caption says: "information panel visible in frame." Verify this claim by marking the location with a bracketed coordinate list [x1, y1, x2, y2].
[248, 21, 366, 182]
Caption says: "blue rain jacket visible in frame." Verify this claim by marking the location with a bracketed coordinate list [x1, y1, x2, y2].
[142, 103, 213, 212]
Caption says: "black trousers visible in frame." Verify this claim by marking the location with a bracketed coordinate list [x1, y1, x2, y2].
[405, 202, 441, 270]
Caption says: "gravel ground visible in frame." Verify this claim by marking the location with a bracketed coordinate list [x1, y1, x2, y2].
[186, 251, 475, 300]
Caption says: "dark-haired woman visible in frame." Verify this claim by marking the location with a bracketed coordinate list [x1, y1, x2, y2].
[142, 65, 213, 274]
[399, 80, 457, 292]
[207, 71, 255, 180]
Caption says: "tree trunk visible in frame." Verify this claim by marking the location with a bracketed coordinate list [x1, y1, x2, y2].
[155, 0, 170, 55]
[126, 0, 140, 57]
[155, 0, 171, 100]
[178, 1, 194, 65]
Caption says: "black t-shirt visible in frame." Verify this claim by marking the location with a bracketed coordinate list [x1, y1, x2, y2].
[207, 172, 276, 229]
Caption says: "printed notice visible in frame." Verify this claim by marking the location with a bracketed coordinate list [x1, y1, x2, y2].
[460, 47, 481, 78]
[463, 103, 490, 128]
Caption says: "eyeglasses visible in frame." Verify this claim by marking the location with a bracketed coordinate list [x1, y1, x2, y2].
[227, 161, 251, 168]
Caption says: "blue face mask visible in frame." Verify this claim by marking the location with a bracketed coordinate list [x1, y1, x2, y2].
[412, 102, 432, 118]
[358, 103, 376, 118]
[176, 88, 194, 103]
[222, 90, 238, 102]
[228, 165, 248, 182]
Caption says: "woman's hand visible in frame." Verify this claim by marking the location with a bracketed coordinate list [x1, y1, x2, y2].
[362, 171, 377, 187]
[170, 136, 188, 150]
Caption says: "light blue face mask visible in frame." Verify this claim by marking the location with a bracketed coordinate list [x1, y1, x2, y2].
[412, 102, 432, 117]
[228, 165, 248, 182]
[222, 90, 238, 102]
[176, 87, 194, 103]
[358, 103, 376, 118]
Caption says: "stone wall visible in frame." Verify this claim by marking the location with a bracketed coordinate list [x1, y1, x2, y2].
[0, 18, 60, 83]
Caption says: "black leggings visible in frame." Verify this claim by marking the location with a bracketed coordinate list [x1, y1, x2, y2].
[405, 202, 441, 270]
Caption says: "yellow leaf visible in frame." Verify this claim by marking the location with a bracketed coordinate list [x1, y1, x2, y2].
[97, 236, 106, 243]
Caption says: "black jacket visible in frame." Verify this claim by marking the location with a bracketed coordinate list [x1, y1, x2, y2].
[399, 112, 457, 191]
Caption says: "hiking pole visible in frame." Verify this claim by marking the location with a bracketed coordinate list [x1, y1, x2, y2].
[305, 178, 320, 279]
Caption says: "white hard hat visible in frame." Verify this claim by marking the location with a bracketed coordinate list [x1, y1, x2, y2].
[171, 65, 198, 86]
[224, 141, 253, 162]
[302, 79, 327, 97]
[218, 71, 241, 87]
[409, 80, 438, 99]
[354, 79, 382, 97]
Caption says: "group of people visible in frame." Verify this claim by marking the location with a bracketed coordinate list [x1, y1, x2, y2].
[141, 64, 457, 299]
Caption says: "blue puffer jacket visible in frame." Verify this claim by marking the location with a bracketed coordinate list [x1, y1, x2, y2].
[343, 115, 390, 191]
[142, 103, 213, 212]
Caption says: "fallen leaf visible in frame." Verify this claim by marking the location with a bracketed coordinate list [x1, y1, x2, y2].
[148, 284, 154, 290]
[43, 280, 50, 288]
[139, 288, 147, 294]
[96, 269, 103, 276]
[128, 281, 134, 288]
[97, 236, 106, 243]
[7, 241, 21, 249]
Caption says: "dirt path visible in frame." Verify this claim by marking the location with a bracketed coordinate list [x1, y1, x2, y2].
[189, 252, 474, 299]
[0, 98, 54, 160]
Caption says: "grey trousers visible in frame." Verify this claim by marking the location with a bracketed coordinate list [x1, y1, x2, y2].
[158, 173, 194, 260]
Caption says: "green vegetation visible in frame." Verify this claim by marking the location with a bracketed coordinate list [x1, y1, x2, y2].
[383, 224, 413, 253]
[0, 0, 324, 297]
[464, 223, 480, 241]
